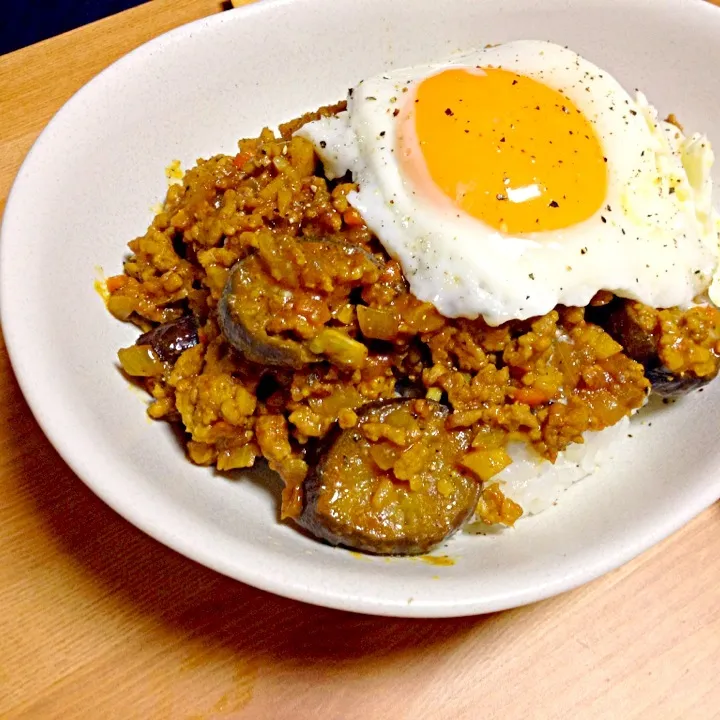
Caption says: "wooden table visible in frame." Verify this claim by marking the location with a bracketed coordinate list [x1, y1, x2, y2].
[1, 1, 719, 717]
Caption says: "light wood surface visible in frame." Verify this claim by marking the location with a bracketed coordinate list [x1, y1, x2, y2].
[1, 2, 719, 718]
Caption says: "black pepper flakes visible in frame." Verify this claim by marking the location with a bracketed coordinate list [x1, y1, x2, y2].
[445, 108, 454, 116]
[549, 200, 559, 208]
[393, 109, 399, 117]
[319, 140, 327, 149]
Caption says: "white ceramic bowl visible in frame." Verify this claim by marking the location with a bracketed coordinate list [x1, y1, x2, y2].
[2, 0, 720, 617]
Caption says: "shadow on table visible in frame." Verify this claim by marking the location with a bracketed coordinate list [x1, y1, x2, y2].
[2, 340, 495, 673]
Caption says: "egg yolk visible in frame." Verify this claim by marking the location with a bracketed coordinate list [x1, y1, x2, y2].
[397, 67, 608, 234]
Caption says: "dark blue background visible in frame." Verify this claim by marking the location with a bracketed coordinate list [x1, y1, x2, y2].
[2, 0, 148, 55]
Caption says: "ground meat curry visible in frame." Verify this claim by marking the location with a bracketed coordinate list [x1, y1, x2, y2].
[105, 106, 720, 555]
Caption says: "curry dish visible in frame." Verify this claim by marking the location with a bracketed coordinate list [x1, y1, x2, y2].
[105, 106, 720, 555]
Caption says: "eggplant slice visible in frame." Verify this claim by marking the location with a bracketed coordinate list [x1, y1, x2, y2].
[137, 315, 199, 363]
[218, 254, 318, 367]
[218, 240, 381, 369]
[298, 399, 480, 555]
[644, 366, 717, 398]
[592, 298, 719, 397]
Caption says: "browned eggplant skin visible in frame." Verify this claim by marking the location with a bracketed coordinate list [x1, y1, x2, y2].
[218, 258, 317, 368]
[590, 299, 719, 397]
[136, 315, 199, 363]
[297, 400, 480, 556]
[644, 367, 717, 397]
[602, 302, 659, 366]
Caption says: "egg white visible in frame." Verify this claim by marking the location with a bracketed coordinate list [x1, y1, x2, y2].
[297, 40, 720, 325]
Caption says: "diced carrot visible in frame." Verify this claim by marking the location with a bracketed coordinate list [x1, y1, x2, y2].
[343, 208, 364, 227]
[513, 387, 549, 406]
[105, 275, 128, 293]
[232, 151, 253, 169]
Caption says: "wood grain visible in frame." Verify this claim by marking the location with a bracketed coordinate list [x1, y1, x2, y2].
[1, 2, 719, 718]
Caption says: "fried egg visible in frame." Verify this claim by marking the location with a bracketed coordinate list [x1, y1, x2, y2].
[297, 41, 720, 325]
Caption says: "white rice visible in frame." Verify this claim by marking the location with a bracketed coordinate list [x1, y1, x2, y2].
[482, 415, 630, 520]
